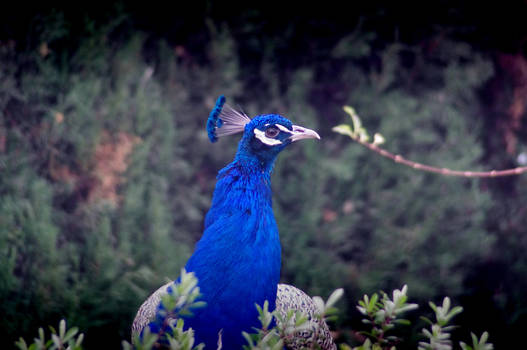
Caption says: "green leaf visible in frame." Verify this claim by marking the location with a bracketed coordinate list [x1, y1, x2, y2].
[326, 288, 344, 309]
[51, 334, 62, 348]
[271, 339, 284, 350]
[332, 124, 355, 138]
[393, 319, 411, 326]
[369, 293, 379, 312]
[63, 326, 79, 343]
[357, 128, 370, 142]
[121, 340, 133, 350]
[242, 331, 254, 347]
[373, 133, 385, 145]
[15, 338, 29, 350]
[75, 333, 84, 348]
[295, 313, 308, 327]
[420, 316, 433, 325]
[446, 306, 464, 321]
[59, 319, 66, 339]
[312, 296, 325, 314]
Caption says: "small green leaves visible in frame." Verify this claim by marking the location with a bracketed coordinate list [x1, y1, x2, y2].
[242, 330, 284, 350]
[333, 105, 385, 145]
[242, 304, 283, 350]
[427, 297, 464, 327]
[129, 327, 158, 350]
[418, 297, 484, 350]
[165, 319, 204, 350]
[256, 300, 273, 330]
[129, 269, 206, 350]
[343, 106, 364, 139]
[419, 324, 452, 350]
[312, 287, 344, 322]
[14, 280, 494, 350]
[247, 288, 343, 350]
[15, 319, 84, 350]
[390, 285, 419, 316]
[354, 288, 493, 350]
[127, 319, 205, 350]
[459, 332, 493, 350]
[274, 309, 312, 336]
[157, 269, 206, 325]
[14, 338, 29, 350]
[354, 285, 418, 350]
[357, 293, 380, 317]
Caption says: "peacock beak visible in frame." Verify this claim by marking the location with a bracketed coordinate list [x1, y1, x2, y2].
[289, 125, 321, 142]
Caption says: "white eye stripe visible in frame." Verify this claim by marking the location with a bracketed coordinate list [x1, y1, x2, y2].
[274, 124, 293, 133]
[254, 128, 283, 145]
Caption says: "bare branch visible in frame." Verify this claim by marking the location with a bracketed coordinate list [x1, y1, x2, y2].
[352, 136, 527, 178]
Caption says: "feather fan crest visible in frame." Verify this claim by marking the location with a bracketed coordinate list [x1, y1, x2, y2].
[207, 95, 251, 142]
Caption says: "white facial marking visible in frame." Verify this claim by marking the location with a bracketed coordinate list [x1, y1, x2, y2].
[275, 124, 293, 133]
[254, 128, 283, 145]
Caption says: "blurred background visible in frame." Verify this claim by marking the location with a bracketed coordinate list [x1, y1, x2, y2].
[1, 1, 527, 348]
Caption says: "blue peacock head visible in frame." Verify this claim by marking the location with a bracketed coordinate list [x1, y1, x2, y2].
[207, 95, 320, 167]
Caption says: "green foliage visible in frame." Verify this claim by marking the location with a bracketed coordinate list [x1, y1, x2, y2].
[333, 106, 384, 146]
[0, 13, 202, 347]
[15, 283, 493, 350]
[128, 320, 204, 350]
[339, 43, 492, 294]
[352, 288, 493, 350]
[128, 272, 345, 350]
[242, 301, 284, 350]
[126, 270, 205, 350]
[158, 270, 207, 319]
[418, 298, 463, 350]
[459, 333, 493, 350]
[15, 319, 84, 350]
[355, 285, 418, 349]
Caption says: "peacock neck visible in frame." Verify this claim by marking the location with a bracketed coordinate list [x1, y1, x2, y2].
[183, 157, 282, 349]
[203, 157, 275, 231]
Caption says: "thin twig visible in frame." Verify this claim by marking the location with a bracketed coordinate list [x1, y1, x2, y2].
[352, 137, 527, 178]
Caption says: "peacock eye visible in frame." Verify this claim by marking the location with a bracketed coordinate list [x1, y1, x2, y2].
[265, 127, 280, 138]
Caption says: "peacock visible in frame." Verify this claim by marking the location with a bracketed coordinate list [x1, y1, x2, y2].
[132, 96, 336, 350]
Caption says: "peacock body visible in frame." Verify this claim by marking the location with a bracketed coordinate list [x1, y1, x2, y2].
[132, 96, 335, 349]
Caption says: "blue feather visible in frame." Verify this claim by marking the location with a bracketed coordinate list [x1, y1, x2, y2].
[207, 95, 252, 143]
[207, 95, 226, 142]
